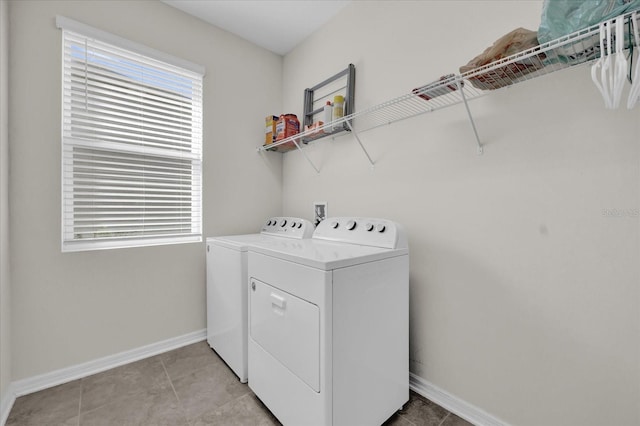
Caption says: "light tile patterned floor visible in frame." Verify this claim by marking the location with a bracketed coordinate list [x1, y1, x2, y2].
[6, 341, 472, 426]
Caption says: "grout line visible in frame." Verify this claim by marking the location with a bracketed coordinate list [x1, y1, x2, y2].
[210, 391, 249, 414]
[395, 403, 418, 426]
[160, 358, 191, 426]
[397, 412, 418, 426]
[160, 359, 180, 403]
[438, 412, 451, 426]
[77, 380, 83, 426]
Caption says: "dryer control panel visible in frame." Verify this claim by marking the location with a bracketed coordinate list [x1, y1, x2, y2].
[261, 217, 314, 239]
[313, 217, 407, 249]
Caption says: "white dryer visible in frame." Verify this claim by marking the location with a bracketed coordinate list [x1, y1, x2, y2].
[206, 217, 314, 383]
[247, 217, 409, 425]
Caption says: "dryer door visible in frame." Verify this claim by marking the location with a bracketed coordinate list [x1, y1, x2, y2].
[250, 278, 320, 392]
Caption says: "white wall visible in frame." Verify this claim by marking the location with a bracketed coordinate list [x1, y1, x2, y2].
[1, 0, 12, 411]
[8, 0, 283, 381]
[281, 2, 640, 425]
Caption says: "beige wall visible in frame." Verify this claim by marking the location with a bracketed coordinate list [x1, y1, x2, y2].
[282, 1, 640, 425]
[8, 0, 283, 380]
[1, 0, 11, 409]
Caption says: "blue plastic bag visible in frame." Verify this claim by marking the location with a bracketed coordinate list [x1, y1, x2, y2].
[538, 0, 640, 44]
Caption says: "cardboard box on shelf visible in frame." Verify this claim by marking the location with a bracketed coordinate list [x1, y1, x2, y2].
[265, 115, 278, 145]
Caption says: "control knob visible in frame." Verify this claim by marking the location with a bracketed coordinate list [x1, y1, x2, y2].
[346, 220, 357, 230]
[331, 221, 339, 229]
[377, 224, 386, 233]
[280, 219, 287, 227]
[365, 223, 374, 232]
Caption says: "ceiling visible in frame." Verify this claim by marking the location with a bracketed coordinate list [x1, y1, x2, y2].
[161, 0, 351, 56]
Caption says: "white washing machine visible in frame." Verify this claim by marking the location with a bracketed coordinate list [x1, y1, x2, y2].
[247, 217, 409, 425]
[206, 217, 314, 383]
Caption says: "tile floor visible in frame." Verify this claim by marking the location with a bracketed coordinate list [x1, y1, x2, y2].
[6, 341, 473, 426]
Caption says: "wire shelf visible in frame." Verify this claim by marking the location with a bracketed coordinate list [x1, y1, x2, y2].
[258, 10, 639, 156]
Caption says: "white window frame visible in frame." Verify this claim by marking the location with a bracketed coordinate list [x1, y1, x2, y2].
[57, 17, 205, 252]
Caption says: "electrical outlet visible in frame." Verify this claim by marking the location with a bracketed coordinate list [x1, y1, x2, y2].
[313, 202, 327, 226]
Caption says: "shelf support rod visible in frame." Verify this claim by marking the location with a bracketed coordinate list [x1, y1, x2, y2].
[456, 79, 483, 155]
[345, 120, 375, 168]
[291, 138, 321, 173]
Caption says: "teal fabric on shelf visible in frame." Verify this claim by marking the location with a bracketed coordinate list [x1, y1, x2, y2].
[538, 0, 640, 44]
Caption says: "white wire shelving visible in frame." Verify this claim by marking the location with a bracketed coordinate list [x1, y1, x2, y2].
[258, 10, 639, 172]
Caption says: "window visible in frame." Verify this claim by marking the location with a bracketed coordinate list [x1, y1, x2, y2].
[58, 17, 204, 252]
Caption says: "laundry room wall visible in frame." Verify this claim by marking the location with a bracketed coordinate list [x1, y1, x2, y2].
[281, 1, 640, 426]
[1, 0, 12, 411]
[8, 0, 283, 381]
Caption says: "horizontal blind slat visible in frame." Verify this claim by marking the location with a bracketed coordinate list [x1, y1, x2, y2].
[63, 137, 201, 159]
[63, 96, 200, 128]
[65, 64, 201, 107]
[65, 122, 194, 149]
[66, 78, 197, 117]
[65, 87, 196, 123]
[63, 97, 199, 130]
[69, 211, 201, 216]
[65, 108, 195, 139]
[66, 196, 198, 208]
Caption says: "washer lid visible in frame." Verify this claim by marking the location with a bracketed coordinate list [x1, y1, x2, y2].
[206, 234, 266, 251]
[248, 238, 408, 270]
[206, 217, 315, 251]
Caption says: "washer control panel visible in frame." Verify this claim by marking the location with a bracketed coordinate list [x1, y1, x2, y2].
[313, 217, 407, 249]
[261, 217, 314, 239]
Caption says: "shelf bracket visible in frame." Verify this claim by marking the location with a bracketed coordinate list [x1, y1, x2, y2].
[345, 120, 375, 168]
[291, 138, 321, 173]
[456, 79, 483, 155]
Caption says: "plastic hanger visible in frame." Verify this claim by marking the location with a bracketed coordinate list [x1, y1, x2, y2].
[628, 12, 640, 109]
[602, 19, 617, 109]
[612, 16, 628, 108]
[592, 22, 611, 108]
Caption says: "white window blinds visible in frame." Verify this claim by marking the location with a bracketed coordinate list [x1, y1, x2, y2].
[60, 23, 203, 252]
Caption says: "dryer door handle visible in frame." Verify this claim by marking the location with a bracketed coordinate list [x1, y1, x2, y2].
[270, 292, 286, 309]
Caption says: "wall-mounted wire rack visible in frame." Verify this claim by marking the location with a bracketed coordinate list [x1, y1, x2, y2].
[258, 10, 639, 172]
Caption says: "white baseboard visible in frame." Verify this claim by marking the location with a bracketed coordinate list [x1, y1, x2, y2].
[10, 329, 206, 399]
[409, 372, 510, 426]
[0, 384, 16, 426]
